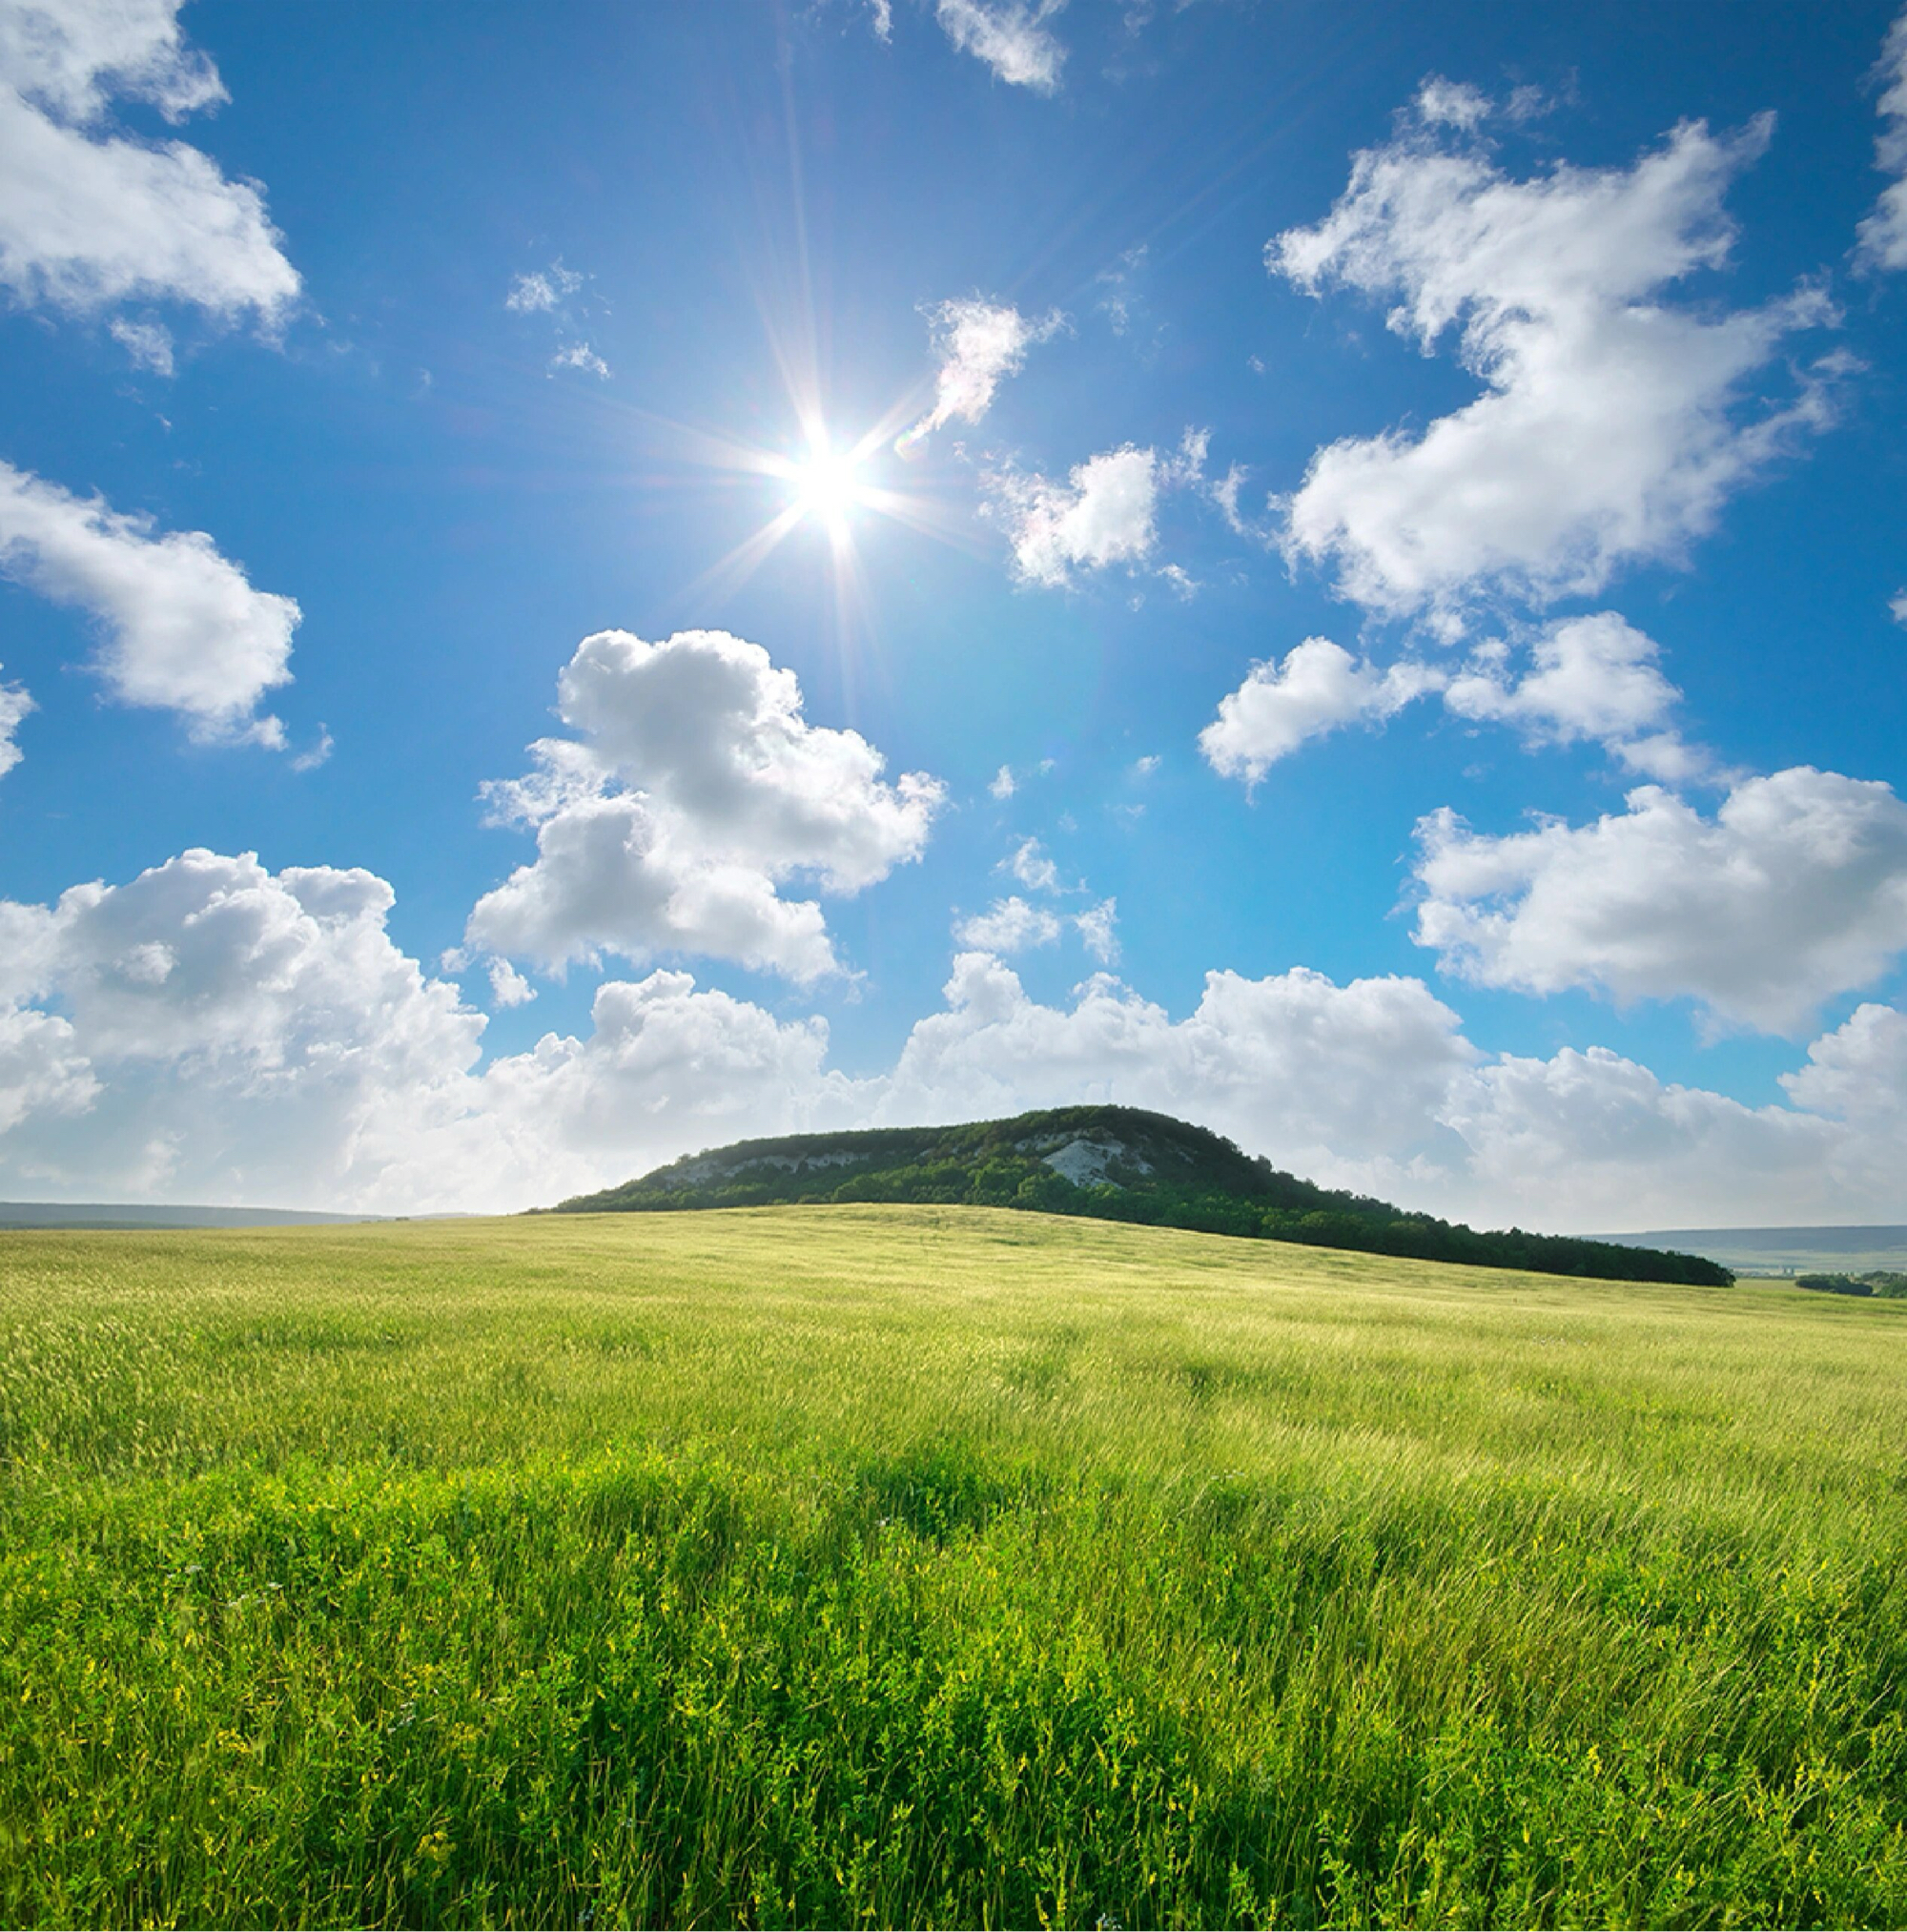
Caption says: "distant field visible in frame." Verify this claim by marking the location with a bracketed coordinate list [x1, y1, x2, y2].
[2, 1208, 1904, 1928]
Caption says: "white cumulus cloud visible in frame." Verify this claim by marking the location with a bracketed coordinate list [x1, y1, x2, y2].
[0, 847, 881, 1212]
[1203, 614, 1713, 784]
[1273, 108, 1839, 624]
[1413, 767, 1907, 1034]
[0, 460, 297, 744]
[477, 972, 871, 1202]
[2, 845, 1905, 1228]
[0, 0, 298, 325]
[1003, 836, 1061, 893]
[1442, 1044, 1847, 1230]
[486, 958, 535, 1009]
[954, 896, 1062, 953]
[467, 629, 945, 982]
[1201, 636, 1442, 786]
[504, 260, 605, 376]
[987, 443, 1160, 588]
[1857, 8, 1907, 271]
[0, 850, 485, 1204]
[934, 0, 1066, 91]
[0, 850, 839, 1212]
[1780, 1001, 1907, 1138]
[1413, 74, 1490, 131]
[1443, 610, 1709, 778]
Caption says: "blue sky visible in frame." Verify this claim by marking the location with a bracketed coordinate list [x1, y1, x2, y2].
[2, 0, 1905, 1227]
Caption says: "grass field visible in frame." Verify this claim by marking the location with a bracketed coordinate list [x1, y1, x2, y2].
[2, 1206, 1904, 1928]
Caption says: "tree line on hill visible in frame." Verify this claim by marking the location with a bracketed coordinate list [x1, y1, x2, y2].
[555, 1105, 1734, 1287]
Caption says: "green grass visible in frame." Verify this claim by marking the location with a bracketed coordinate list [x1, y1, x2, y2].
[2, 1205, 1904, 1929]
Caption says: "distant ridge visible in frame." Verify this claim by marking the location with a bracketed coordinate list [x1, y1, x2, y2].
[0, 1202, 385, 1231]
[1599, 1225, 1907, 1276]
[555, 1105, 1733, 1287]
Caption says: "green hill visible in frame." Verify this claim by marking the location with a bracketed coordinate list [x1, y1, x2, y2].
[554, 1103, 1732, 1286]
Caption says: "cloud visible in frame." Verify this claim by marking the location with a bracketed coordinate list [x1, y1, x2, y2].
[1856, 8, 1907, 271]
[987, 443, 1160, 587]
[882, 953, 1481, 1196]
[487, 958, 535, 1009]
[0, 0, 299, 325]
[0, 0, 222, 123]
[1781, 999, 1907, 1128]
[2, 844, 1904, 1228]
[466, 628, 945, 981]
[954, 895, 1062, 953]
[1443, 610, 1710, 778]
[1442, 1044, 1847, 1231]
[504, 263, 581, 313]
[953, 891, 1113, 962]
[0, 1000, 96, 1137]
[108, 314, 173, 374]
[898, 298, 1064, 451]
[476, 972, 871, 1201]
[290, 724, 333, 772]
[1202, 614, 1712, 784]
[1200, 637, 1442, 785]
[933, 0, 1066, 91]
[0, 460, 297, 744]
[1413, 75, 1490, 131]
[1003, 836, 1060, 893]
[549, 341, 609, 379]
[0, 849, 485, 1203]
[1075, 897, 1118, 963]
[1273, 109, 1840, 624]
[988, 763, 1015, 800]
[868, 0, 893, 41]
[0, 847, 874, 1212]
[504, 259, 605, 376]
[14, 847, 911, 1211]
[1413, 767, 1907, 1034]
[0, 667, 31, 776]
[1097, 244, 1146, 337]
[1893, 587, 1907, 627]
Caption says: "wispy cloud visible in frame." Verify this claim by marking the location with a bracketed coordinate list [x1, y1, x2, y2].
[933, 0, 1068, 91]
[897, 298, 1064, 453]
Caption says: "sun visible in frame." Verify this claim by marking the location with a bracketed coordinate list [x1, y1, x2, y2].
[787, 438, 868, 528]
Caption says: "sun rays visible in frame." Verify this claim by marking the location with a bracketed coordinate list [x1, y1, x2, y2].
[657, 371, 981, 648]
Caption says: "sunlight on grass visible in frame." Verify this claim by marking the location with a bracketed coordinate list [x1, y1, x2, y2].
[1, 1205, 1903, 1926]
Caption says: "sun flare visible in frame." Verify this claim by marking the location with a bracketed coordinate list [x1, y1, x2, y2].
[789, 442, 866, 525]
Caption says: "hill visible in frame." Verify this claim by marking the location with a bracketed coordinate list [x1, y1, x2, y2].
[0, 1201, 386, 1230]
[555, 1103, 1733, 1286]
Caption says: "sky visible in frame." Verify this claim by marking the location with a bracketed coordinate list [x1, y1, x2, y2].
[2, 0, 1905, 1230]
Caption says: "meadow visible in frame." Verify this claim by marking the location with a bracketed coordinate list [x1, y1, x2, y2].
[1, 1204, 1903, 1928]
